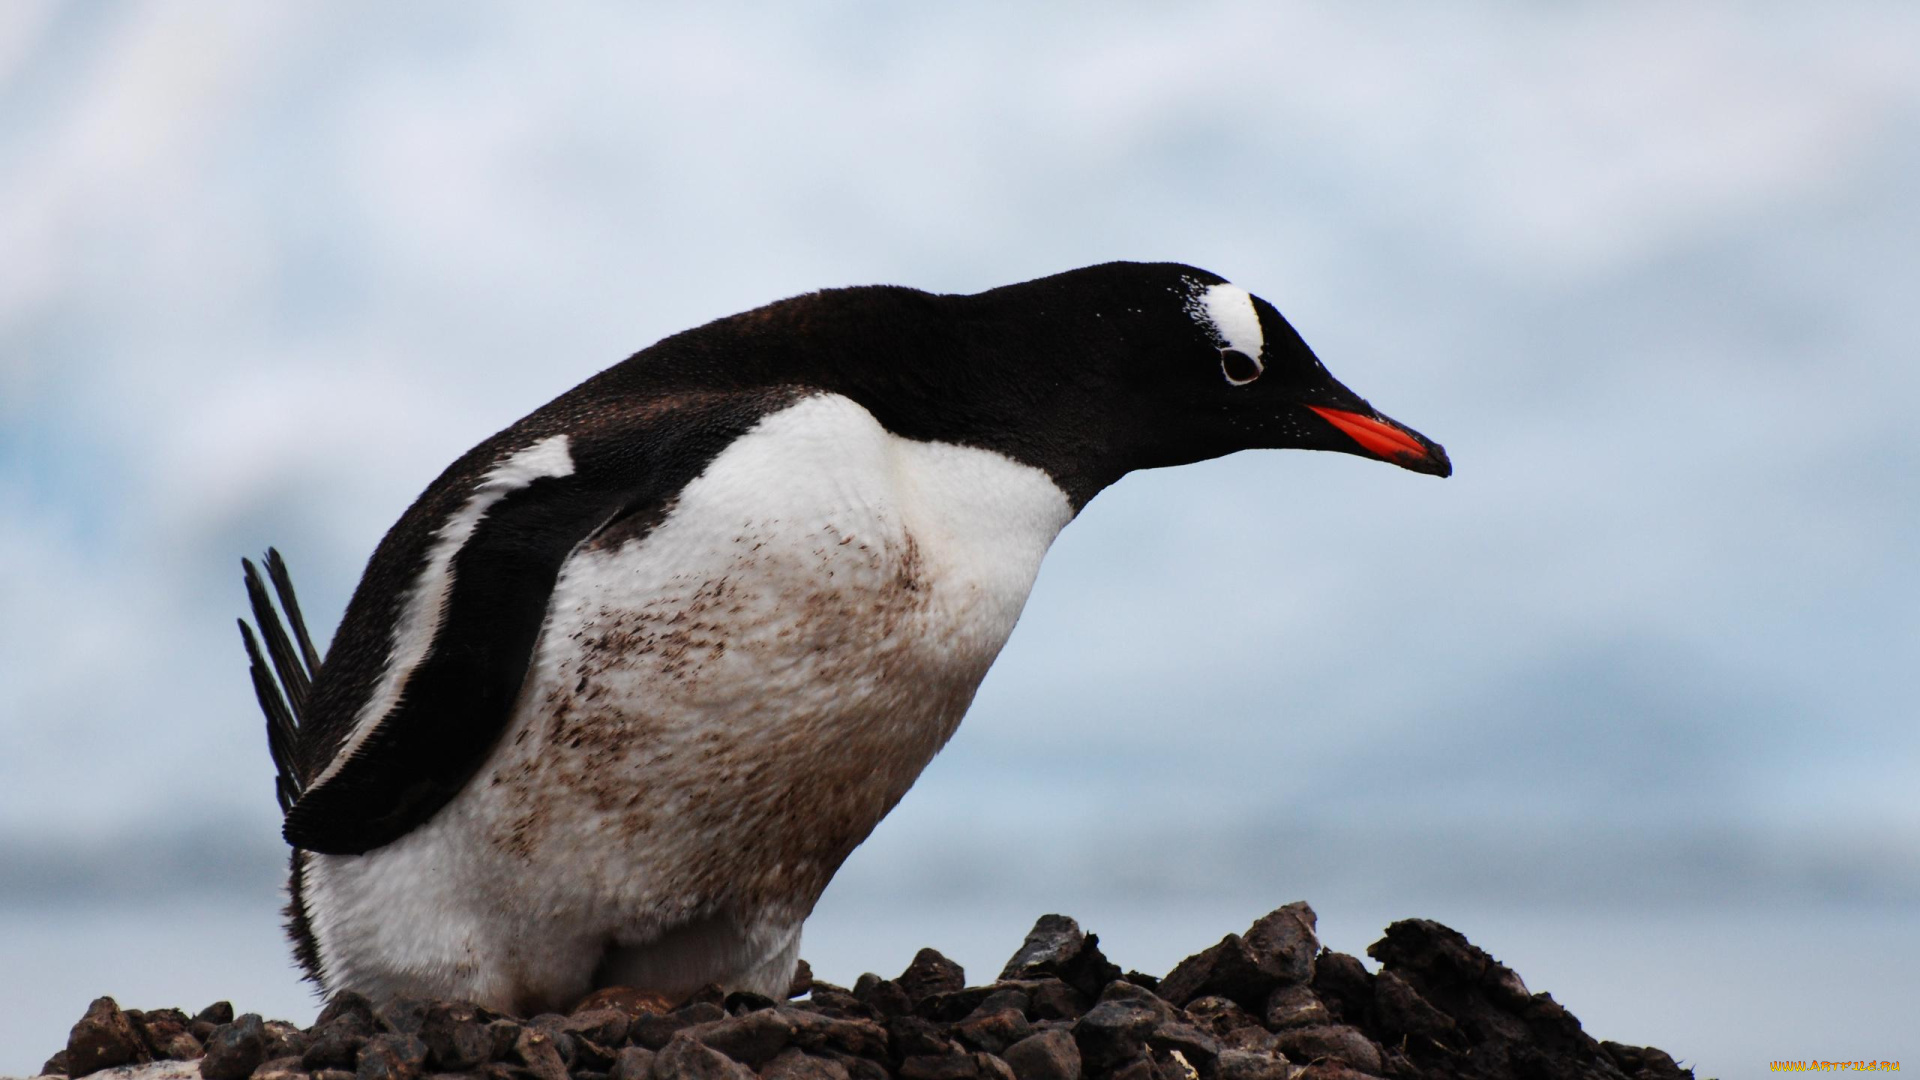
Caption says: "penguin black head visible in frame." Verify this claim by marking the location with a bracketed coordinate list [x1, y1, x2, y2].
[933, 261, 1452, 502]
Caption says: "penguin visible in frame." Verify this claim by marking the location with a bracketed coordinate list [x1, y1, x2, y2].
[238, 261, 1449, 1015]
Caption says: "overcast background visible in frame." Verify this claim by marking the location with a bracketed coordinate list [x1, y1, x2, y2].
[3, 3, 1917, 1075]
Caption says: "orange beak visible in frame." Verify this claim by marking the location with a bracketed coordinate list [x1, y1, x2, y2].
[1305, 405, 1451, 476]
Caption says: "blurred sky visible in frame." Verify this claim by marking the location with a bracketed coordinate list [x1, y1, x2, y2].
[2, 2, 1917, 1075]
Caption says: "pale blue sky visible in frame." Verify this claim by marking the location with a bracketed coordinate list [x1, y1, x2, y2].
[2, 3, 1916, 1073]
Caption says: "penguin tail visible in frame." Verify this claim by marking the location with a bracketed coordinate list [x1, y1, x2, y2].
[238, 548, 322, 816]
[239, 549, 332, 992]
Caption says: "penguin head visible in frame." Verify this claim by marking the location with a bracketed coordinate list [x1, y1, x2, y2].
[1096, 263, 1452, 480]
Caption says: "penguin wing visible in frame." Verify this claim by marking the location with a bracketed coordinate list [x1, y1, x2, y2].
[282, 389, 799, 855]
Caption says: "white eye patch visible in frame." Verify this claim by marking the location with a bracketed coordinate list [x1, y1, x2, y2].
[1185, 282, 1266, 385]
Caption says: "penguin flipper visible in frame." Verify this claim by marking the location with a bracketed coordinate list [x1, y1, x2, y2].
[280, 467, 642, 855]
[279, 391, 798, 856]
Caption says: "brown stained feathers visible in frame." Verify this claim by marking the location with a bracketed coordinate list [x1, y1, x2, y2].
[484, 520, 941, 918]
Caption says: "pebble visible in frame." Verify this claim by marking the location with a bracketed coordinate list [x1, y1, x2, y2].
[1001, 1029, 1079, 1080]
[199, 1013, 266, 1080]
[34, 903, 1696, 1080]
[357, 1032, 430, 1080]
[65, 997, 145, 1077]
[1068, 995, 1159, 1073]
[894, 949, 967, 1005]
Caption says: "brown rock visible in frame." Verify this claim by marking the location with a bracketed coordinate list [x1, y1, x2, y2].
[512, 1026, 572, 1080]
[999, 916, 1086, 980]
[974, 1052, 1018, 1080]
[302, 1021, 367, 1070]
[1213, 1048, 1292, 1080]
[66, 996, 148, 1077]
[818, 1047, 893, 1080]
[356, 1032, 429, 1080]
[1242, 903, 1319, 987]
[1147, 1020, 1221, 1071]
[484, 1018, 523, 1060]
[1270, 1025, 1381, 1074]
[950, 1008, 1033, 1055]
[378, 999, 434, 1038]
[1368, 918, 1532, 1011]
[1181, 996, 1257, 1036]
[563, 1006, 632, 1048]
[422, 1002, 494, 1071]
[898, 1053, 981, 1080]
[261, 1019, 310, 1061]
[789, 960, 816, 999]
[201, 1013, 268, 1080]
[998, 915, 1124, 1001]
[146, 1028, 204, 1063]
[695, 1006, 795, 1067]
[1309, 952, 1374, 1024]
[1070, 994, 1160, 1072]
[1371, 969, 1453, 1041]
[128, 1008, 198, 1062]
[800, 985, 882, 1022]
[799, 1013, 890, 1059]
[852, 975, 915, 1019]
[253, 1055, 311, 1080]
[577, 1035, 620, 1071]
[1155, 935, 1270, 1010]
[1025, 979, 1086, 1022]
[314, 991, 387, 1037]
[1002, 1029, 1080, 1080]
[1364, 917, 1694, 1077]
[888, 1014, 961, 1060]
[650, 1034, 758, 1079]
[631, 1001, 723, 1049]
[918, 986, 1006, 1024]
[1263, 984, 1331, 1030]
[609, 1044, 657, 1080]
[897, 948, 967, 1005]
[1220, 1025, 1280, 1056]
[969, 988, 1031, 1019]
[416, 999, 491, 1068]
[760, 1046, 851, 1080]
[1094, 981, 1176, 1026]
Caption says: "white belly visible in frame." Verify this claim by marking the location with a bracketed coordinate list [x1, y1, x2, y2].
[303, 393, 1074, 1007]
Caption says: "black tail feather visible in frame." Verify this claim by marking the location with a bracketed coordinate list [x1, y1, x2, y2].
[240, 548, 321, 816]
[239, 619, 302, 813]
[267, 548, 322, 677]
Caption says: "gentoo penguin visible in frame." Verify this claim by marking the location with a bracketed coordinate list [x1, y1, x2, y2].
[239, 261, 1449, 1015]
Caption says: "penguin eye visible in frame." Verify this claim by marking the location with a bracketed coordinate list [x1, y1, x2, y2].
[1220, 349, 1263, 386]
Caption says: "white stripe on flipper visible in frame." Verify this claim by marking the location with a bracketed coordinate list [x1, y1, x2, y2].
[310, 434, 576, 789]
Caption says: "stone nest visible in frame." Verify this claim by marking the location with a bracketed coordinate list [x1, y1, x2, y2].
[36, 902, 1694, 1080]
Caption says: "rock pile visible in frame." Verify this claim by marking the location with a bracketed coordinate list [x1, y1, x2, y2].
[36, 903, 1693, 1080]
